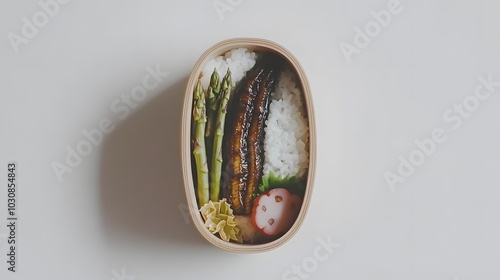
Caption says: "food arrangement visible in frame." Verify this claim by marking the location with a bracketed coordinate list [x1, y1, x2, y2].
[190, 47, 310, 244]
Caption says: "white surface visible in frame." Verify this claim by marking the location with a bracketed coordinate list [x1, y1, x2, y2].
[1, 0, 499, 279]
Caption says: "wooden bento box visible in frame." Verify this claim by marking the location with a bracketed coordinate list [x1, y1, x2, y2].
[181, 38, 316, 253]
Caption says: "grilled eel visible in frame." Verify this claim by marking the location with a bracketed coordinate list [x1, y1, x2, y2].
[222, 55, 282, 215]
[244, 63, 280, 214]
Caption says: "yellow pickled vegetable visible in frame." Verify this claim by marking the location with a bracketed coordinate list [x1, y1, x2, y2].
[199, 199, 242, 243]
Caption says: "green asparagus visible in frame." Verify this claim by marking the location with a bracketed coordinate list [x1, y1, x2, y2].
[193, 80, 209, 207]
[205, 69, 221, 138]
[205, 69, 221, 165]
[210, 69, 232, 202]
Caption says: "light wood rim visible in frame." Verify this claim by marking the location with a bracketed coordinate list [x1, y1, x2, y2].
[181, 38, 316, 253]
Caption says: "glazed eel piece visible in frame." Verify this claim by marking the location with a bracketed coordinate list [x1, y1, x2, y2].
[244, 58, 281, 214]
[221, 63, 264, 214]
[222, 54, 282, 215]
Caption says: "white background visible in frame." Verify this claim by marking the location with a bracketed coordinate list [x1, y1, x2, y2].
[1, 0, 499, 279]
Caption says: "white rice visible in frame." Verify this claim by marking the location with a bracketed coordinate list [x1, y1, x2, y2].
[201, 49, 309, 179]
[263, 71, 309, 178]
[200, 48, 257, 90]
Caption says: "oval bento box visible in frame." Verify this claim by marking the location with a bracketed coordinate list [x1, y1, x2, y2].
[181, 38, 316, 253]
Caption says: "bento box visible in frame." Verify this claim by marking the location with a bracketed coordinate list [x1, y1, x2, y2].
[181, 38, 316, 253]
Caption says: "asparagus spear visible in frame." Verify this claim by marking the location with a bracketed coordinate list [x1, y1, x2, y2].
[193, 80, 209, 207]
[210, 69, 232, 202]
[205, 69, 221, 164]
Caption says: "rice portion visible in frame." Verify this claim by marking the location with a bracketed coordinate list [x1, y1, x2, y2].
[200, 48, 256, 90]
[263, 71, 309, 178]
